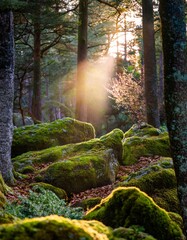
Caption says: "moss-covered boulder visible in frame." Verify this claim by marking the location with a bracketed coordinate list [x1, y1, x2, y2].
[13, 129, 123, 195]
[37, 148, 119, 195]
[84, 187, 185, 240]
[0, 214, 158, 240]
[12, 117, 95, 157]
[0, 215, 114, 240]
[119, 158, 180, 213]
[122, 123, 170, 165]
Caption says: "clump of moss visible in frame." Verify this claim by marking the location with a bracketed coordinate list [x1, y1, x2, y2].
[0, 192, 6, 209]
[72, 197, 102, 211]
[0, 211, 17, 224]
[112, 226, 156, 240]
[0, 174, 11, 195]
[124, 122, 161, 138]
[84, 187, 185, 240]
[20, 166, 35, 174]
[13, 171, 29, 181]
[12, 146, 64, 173]
[30, 182, 68, 201]
[122, 124, 170, 165]
[12, 117, 95, 157]
[0, 174, 12, 209]
[168, 212, 184, 231]
[0, 215, 113, 240]
[100, 128, 124, 164]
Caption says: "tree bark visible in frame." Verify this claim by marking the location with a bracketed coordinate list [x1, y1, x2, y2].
[142, 0, 160, 127]
[159, 0, 187, 236]
[0, 10, 14, 184]
[76, 0, 88, 121]
[31, 11, 42, 122]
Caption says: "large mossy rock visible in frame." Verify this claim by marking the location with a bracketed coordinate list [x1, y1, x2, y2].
[0, 215, 113, 240]
[12, 118, 95, 157]
[122, 123, 170, 165]
[13, 129, 123, 195]
[0, 214, 157, 239]
[37, 129, 123, 195]
[84, 187, 185, 240]
[119, 158, 180, 213]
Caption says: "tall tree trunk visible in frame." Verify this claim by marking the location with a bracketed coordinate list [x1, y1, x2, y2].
[159, 0, 187, 236]
[75, 0, 88, 121]
[158, 52, 165, 124]
[0, 10, 14, 184]
[31, 10, 42, 122]
[142, 0, 160, 127]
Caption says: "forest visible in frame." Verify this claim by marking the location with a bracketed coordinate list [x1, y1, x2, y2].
[0, 0, 187, 239]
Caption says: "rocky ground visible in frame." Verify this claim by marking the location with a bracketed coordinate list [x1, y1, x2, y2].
[6, 155, 161, 205]
[70, 155, 160, 205]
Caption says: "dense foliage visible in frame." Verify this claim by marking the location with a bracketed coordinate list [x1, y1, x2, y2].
[5, 186, 84, 219]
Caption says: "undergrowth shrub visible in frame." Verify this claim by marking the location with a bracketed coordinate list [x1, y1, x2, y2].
[5, 186, 84, 219]
[108, 72, 146, 123]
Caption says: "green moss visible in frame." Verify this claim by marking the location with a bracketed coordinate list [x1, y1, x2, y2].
[84, 187, 184, 240]
[20, 166, 35, 174]
[30, 182, 68, 201]
[0, 175, 11, 208]
[100, 128, 124, 164]
[119, 161, 180, 213]
[122, 168, 176, 193]
[13, 171, 29, 181]
[0, 215, 113, 240]
[153, 188, 179, 213]
[0, 192, 6, 209]
[74, 197, 102, 211]
[124, 123, 161, 138]
[122, 131, 170, 165]
[13, 129, 121, 195]
[168, 212, 184, 231]
[0, 175, 11, 195]
[121, 158, 174, 182]
[38, 150, 118, 195]
[12, 146, 63, 173]
[0, 211, 17, 225]
[112, 226, 156, 240]
[12, 118, 95, 157]
[12, 129, 122, 177]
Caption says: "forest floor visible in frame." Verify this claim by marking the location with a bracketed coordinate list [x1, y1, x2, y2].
[6, 156, 161, 205]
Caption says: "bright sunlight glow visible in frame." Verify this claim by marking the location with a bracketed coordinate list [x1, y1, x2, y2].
[108, 10, 141, 59]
